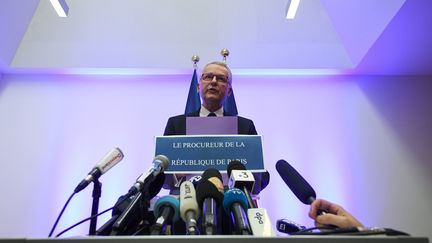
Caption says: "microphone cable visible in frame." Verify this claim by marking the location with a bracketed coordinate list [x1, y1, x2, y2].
[48, 192, 76, 237]
[51, 191, 132, 237]
[55, 205, 115, 237]
[290, 226, 410, 236]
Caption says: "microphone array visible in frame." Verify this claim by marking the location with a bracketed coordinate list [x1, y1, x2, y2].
[52, 150, 408, 237]
[49, 147, 276, 236]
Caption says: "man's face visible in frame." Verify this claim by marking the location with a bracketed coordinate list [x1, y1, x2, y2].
[198, 64, 232, 107]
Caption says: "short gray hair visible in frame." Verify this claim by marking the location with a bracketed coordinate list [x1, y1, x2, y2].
[201, 61, 233, 84]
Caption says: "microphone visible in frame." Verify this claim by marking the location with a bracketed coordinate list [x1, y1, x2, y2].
[129, 154, 169, 194]
[223, 188, 251, 235]
[179, 181, 200, 235]
[196, 169, 224, 235]
[189, 175, 202, 188]
[276, 159, 335, 225]
[110, 155, 170, 235]
[201, 168, 224, 192]
[275, 159, 317, 205]
[74, 147, 124, 193]
[252, 170, 270, 195]
[227, 160, 256, 208]
[150, 196, 180, 235]
[96, 172, 165, 235]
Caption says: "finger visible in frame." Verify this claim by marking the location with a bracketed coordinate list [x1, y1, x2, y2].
[316, 214, 346, 228]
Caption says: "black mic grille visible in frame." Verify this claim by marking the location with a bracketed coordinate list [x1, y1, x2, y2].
[196, 180, 224, 206]
[201, 168, 223, 181]
[227, 160, 246, 177]
[275, 159, 316, 205]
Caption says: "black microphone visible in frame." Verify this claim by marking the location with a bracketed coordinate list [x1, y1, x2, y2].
[96, 172, 165, 235]
[128, 154, 169, 194]
[74, 148, 124, 193]
[227, 160, 256, 208]
[223, 188, 251, 235]
[150, 196, 180, 235]
[196, 169, 224, 235]
[110, 155, 170, 235]
[275, 159, 317, 205]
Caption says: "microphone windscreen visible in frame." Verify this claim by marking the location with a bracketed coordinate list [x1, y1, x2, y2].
[148, 172, 165, 198]
[196, 179, 224, 206]
[275, 159, 316, 205]
[201, 168, 223, 181]
[154, 154, 170, 171]
[153, 195, 180, 223]
[180, 181, 199, 221]
[223, 188, 248, 214]
[227, 160, 246, 177]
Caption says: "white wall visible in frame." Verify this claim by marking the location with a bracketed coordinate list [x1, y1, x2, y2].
[0, 73, 430, 239]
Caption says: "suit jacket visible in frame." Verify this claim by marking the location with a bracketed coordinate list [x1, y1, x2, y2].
[163, 110, 257, 136]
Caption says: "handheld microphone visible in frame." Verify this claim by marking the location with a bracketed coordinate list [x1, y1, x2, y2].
[276, 159, 334, 227]
[227, 160, 256, 208]
[129, 155, 169, 194]
[223, 188, 251, 235]
[150, 196, 180, 235]
[275, 159, 317, 205]
[180, 181, 200, 235]
[196, 169, 224, 235]
[74, 147, 124, 193]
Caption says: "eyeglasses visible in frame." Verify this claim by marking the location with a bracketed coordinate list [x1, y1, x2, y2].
[201, 73, 229, 84]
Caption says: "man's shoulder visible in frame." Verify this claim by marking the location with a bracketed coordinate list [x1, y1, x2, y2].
[236, 115, 254, 123]
[167, 110, 200, 120]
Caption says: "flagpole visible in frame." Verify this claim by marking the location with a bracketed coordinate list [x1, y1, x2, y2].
[192, 54, 200, 69]
[220, 48, 229, 63]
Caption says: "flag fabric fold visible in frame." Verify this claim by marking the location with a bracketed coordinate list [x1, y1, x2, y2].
[224, 89, 238, 116]
[184, 69, 201, 114]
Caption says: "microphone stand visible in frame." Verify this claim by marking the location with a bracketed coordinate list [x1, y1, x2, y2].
[89, 179, 102, 235]
[110, 177, 153, 235]
[132, 183, 152, 235]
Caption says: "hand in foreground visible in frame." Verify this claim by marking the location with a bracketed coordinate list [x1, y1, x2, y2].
[309, 199, 364, 229]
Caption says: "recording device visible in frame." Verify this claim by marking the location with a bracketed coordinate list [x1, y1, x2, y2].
[179, 181, 200, 235]
[96, 172, 166, 235]
[227, 160, 256, 208]
[129, 154, 169, 194]
[150, 196, 180, 235]
[196, 168, 224, 235]
[74, 147, 124, 193]
[276, 218, 306, 234]
[223, 188, 251, 235]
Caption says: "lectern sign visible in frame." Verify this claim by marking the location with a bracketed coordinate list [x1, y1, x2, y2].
[155, 135, 265, 174]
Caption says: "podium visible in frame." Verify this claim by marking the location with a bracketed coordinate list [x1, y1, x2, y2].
[0, 236, 429, 243]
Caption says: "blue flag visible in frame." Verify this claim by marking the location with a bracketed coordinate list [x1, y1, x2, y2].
[184, 69, 201, 114]
[224, 89, 238, 115]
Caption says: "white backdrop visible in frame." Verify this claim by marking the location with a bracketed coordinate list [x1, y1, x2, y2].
[0, 73, 430, 239]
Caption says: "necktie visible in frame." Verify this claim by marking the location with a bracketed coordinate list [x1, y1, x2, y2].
[208, 112, 217, 117]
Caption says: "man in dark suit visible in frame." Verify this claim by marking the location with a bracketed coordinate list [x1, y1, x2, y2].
[163, 61, 257, 135]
